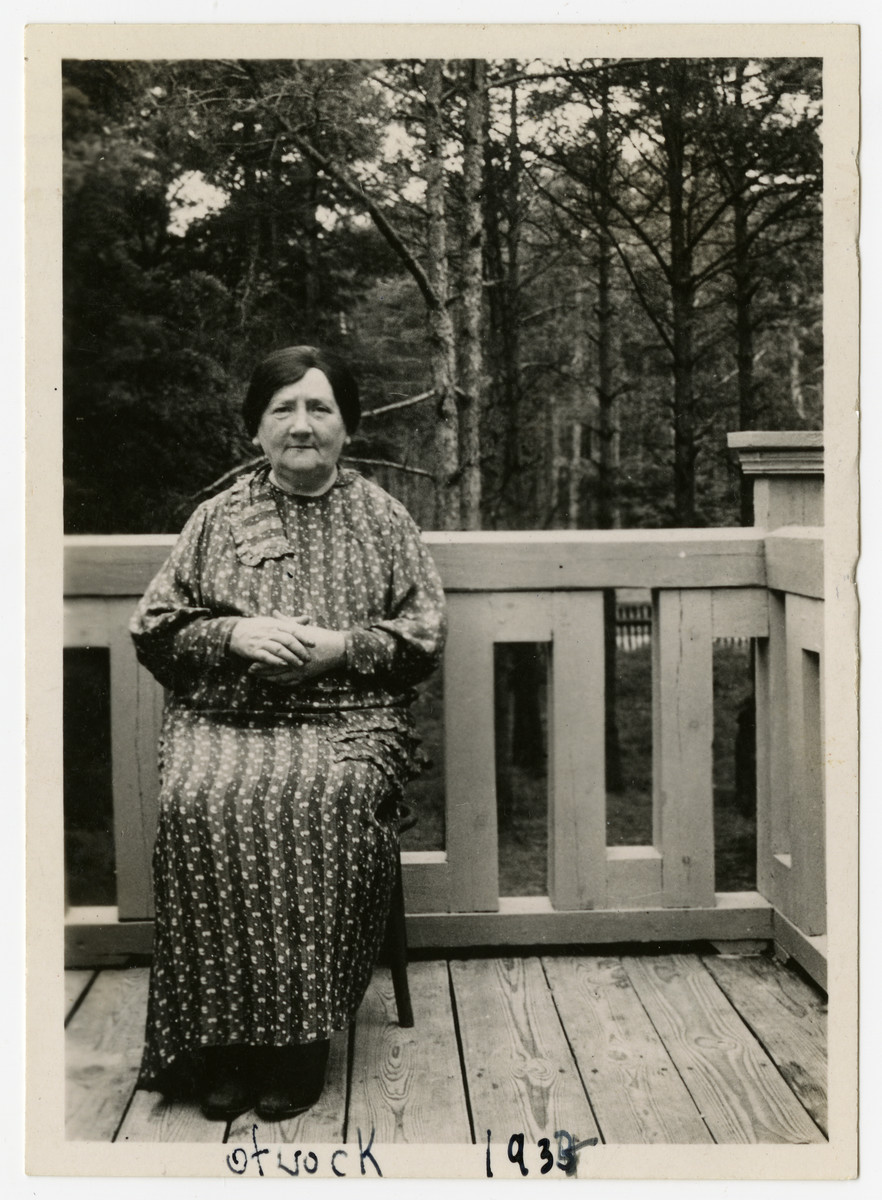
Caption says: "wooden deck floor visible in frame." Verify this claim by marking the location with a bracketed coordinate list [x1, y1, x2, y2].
[65, 949, 827, 1146]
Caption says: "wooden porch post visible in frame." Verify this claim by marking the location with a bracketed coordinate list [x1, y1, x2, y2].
[728, 432, 825, 938]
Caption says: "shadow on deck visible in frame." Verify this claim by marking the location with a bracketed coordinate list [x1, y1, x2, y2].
[66, 946, 827, 1146]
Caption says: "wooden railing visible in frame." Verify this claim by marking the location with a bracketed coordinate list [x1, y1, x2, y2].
[63, 433, 826, 987]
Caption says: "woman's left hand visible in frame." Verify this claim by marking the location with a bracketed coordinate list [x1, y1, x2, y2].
[249, 615, 346, 686]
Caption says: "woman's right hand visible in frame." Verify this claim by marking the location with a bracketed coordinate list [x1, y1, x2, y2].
[229, 613, 315, 667]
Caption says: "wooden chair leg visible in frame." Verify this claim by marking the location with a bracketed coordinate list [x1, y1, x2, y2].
[387, 854, 414, 1028]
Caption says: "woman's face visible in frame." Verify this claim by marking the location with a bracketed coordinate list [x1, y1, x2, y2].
[255, 368, 349, 494]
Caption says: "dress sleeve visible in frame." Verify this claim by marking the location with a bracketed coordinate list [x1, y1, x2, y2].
[344, 505, 447, 688]
[129, 503, 240, 692]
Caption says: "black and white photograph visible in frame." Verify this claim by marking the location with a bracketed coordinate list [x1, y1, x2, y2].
[23, 15, 860, 1183]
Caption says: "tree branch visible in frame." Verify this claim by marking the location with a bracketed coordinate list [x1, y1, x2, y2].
[611, 241, 675, 356]
[343, 455, 434, 478]
[360, 389, 436, 420]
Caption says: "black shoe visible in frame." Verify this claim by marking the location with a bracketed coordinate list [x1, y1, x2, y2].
[254, 1040, 330, 1122]
[198, 1047, 255, 1120]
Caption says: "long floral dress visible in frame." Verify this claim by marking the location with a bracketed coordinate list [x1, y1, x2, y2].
[129, 465, 446, 1093]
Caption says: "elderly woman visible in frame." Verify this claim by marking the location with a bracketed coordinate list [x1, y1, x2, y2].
[130, 346, 446, 1121]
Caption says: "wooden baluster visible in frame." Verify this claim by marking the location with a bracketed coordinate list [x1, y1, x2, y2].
[785, 595, 825, 936]
[444, 592, 499, 912]
[548, 591, 606, 910]
[652, 589, 715, 908]
[755, 591, 791, 915]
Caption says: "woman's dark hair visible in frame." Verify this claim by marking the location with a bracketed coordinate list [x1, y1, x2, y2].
[242, 345, 361, 437]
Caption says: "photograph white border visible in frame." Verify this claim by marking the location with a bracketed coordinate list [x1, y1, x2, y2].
[17, 7, 863, 1189]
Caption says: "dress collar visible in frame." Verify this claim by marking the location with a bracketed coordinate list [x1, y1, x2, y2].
[228, 462, 356, 565]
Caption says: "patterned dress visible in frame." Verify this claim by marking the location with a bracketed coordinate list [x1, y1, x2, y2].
[130, 465, 446, 1093]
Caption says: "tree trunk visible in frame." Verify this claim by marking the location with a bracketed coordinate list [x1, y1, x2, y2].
[504, 74, 524, 520]
[595, 229, 619, 531]
[663, 77, 698, 528]
[424, 59, 460, 529]
[480, 67, 523, 529]
[790, 324, 805, 420]
[730, 63, 757, 527]
[482, 132, 507, 526]
[509, 644, 546, 769]
[459, 58, 487, 529]
[596, 224, 624, 790]
[733, 191, 756, 525]
[586, 82, 625, 790]
[494, 649, 515, 830]
[671, 287, 698, 527]
[303, 159, 321, 339]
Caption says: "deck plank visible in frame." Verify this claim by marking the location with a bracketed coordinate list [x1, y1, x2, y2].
[451, 957, 600, 1144]
[702, 954, 827, 1135]
[623, 955, 825, 1143]
[65, 970, 94, 1020]
[62, 954, 829, 1147]
[349, 963, 471, 1144]
[542, 956, 712, 1144]
[65, 968, 150, 1141]
[116, 1090, 224, 1143]
[228, 1030, 349, 1145]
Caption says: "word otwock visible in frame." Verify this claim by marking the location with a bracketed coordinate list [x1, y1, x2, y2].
[225, 1124, 383, 1177]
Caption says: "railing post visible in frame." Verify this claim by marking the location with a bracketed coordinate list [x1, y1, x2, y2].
[728, 431, 825, 938]
[727, 431, 823, 531]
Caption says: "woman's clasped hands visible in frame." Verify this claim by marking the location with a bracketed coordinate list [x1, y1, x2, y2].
[230, 610, 346, 686]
